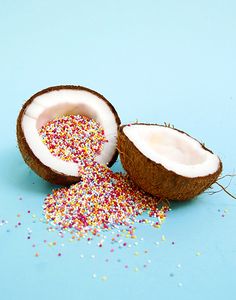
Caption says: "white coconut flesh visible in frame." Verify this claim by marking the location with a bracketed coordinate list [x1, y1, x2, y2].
[123, 124, 221, 178]
[21, 89, 118, 176]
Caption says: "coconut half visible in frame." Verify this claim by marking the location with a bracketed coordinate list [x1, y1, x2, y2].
[118, 124, 222, 201]
[17, 85, 120, 185]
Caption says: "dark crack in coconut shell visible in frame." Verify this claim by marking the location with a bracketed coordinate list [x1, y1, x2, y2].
[17, 85, 120, 185]
[118, 124, 222, 201]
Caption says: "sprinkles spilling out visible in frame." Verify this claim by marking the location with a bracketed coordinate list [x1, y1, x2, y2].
[44, 162, 168, 236]
[39, 114, 168, 239]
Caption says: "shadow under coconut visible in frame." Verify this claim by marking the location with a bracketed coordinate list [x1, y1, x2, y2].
[169, 197, 199, 210]
[2, 146, 58, 195]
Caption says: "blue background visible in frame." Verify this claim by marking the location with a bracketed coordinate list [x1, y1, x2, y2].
[0, 1, 236, 299]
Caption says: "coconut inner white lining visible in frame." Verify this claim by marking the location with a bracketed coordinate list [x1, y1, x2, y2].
[22, 89, 118, 176]
[123, 125, 220, 178]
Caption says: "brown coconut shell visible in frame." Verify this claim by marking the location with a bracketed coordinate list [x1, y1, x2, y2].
[16, 85, 121, 185]
[117, 124, 222, 201]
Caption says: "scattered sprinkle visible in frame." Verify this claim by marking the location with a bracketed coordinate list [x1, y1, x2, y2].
[101, 275, 108, 281]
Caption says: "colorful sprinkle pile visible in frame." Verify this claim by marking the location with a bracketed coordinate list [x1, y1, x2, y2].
[40, 114, 169, 239]
[43, 161, 168, 237]
[38, 115, 108, 163]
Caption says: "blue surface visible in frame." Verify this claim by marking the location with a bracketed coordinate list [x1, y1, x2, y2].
[1, 1, 236, 299]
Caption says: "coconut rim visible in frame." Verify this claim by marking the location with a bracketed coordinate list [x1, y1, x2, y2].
[17, 85, 121, 180]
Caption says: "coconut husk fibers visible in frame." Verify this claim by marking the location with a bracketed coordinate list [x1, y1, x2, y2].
[16, 85, 121, 185]
[118, 124, 222, 201]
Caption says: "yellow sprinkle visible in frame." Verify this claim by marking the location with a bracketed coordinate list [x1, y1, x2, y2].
[161, 235, 166, 241]
[101, 275, 108, 281]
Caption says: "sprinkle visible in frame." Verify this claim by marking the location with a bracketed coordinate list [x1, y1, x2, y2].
[91, 254, 95, 259]
[35, 252, 39, 257]
[101, 275, 108, 281]
[124, 265, 128, 269]
[161, 235, 166, 241]
[134, 251, 139, 256]
[196, 251, 201, 256]
[92, 273, 97, 279]
[58, 253, 62, 257]
[134, 267, 139, 272]
[17, 214, 21, 218]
